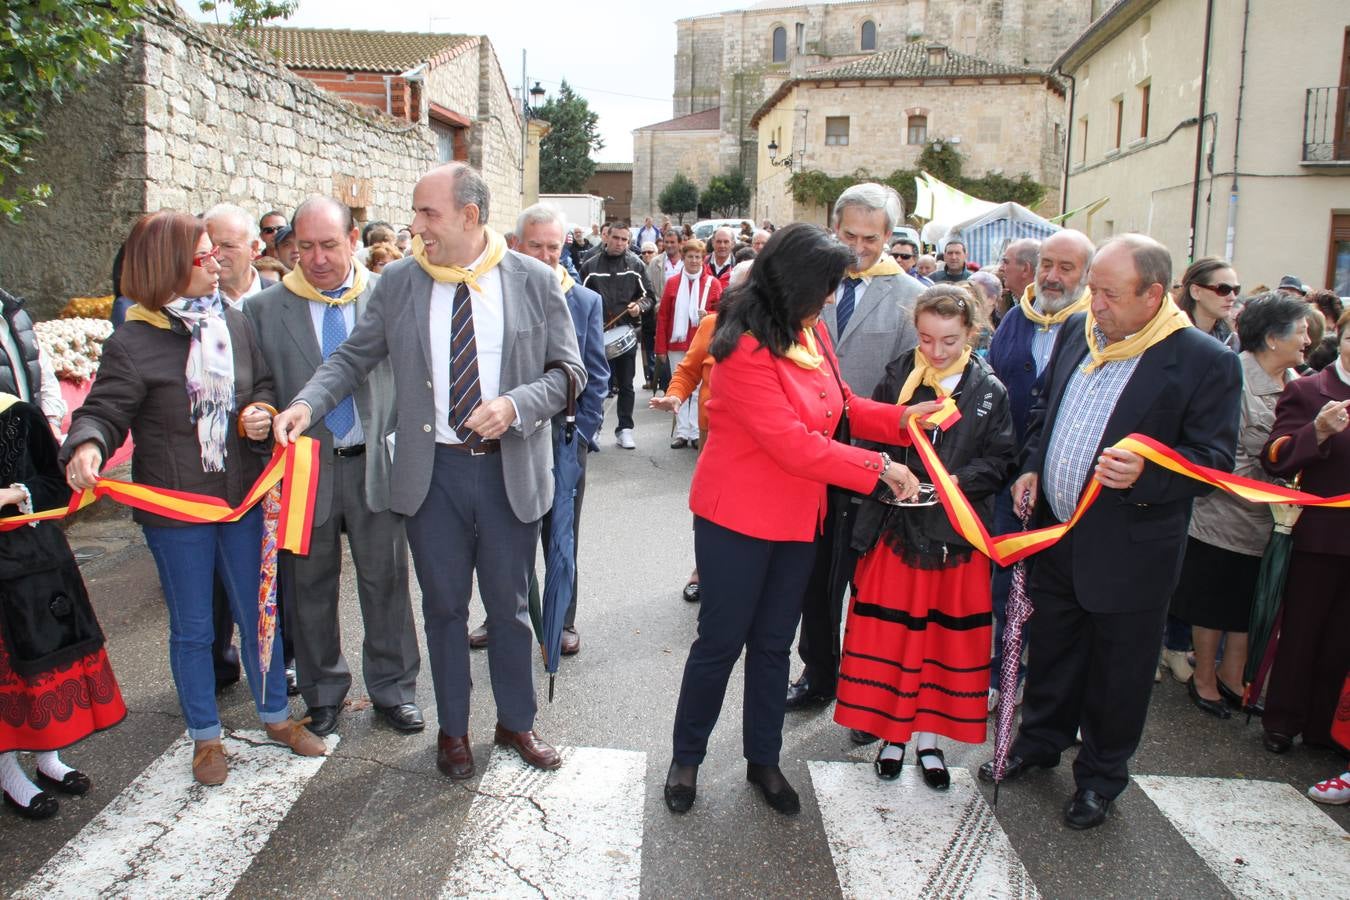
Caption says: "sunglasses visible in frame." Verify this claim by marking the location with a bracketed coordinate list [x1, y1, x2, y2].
[260, 225, 284, 235]
[192, 246, 222, 267]
[1202, 282, 1241, 297]
[893, 252, 915, 260]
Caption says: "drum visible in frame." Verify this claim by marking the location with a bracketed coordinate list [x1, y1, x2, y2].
[603, 324, 638, 359]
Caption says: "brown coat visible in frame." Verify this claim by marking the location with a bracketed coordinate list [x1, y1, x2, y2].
[61, 309, 275, 528]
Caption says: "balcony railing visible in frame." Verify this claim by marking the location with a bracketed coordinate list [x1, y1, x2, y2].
[1303, 86, 1350, 162]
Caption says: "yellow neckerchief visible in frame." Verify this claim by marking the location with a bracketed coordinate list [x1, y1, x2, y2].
[1082, 293, 1191, 373]
[847, 254, 903, 280]
[126, 304, 171, 329]
[410, 228, 507, 292]
[748, 325, 824, 370]
[1019, 283, 1090, 331]
[283, 260, 368, 306]
[896, 345, 972, 405]
[555, 264, 575, 295]
[0, 392, 18, 415]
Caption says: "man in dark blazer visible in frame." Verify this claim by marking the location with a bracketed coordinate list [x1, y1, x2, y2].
[978, 234, 1241, 829]
[244, 197, 421, 738]
[786, 182, 921, 722]
[273, 164, 585, 780]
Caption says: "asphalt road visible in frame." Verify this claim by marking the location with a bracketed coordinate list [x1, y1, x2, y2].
[4, 388, 1348, 899]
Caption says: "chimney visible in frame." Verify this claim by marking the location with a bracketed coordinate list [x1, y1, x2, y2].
[926, 44, 948, 66]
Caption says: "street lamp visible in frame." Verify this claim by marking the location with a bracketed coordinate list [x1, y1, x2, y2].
[529, 81, 545, 114]
[767, 139, 795, 169]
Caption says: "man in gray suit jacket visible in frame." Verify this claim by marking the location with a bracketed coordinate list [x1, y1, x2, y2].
[274, 164, 585, 779]
[786, 183, 923, 727]
[244, 197, 422, 740]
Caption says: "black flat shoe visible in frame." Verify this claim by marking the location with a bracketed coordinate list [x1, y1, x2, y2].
[305, 705, 340, 737]
[1263, 730, 1293, 754]
[1216, 678, 1254, 713]
[874, 742, 905, 781]
[1064, 788, 1111, 829]
[978, 752, 1060, 783]
[664, 761, 698, 814]
[784, 674, 835, 711]
[670, 438, 688, 449]
[35, 769, 91, 796]
[376, 702, 426, 733]
[849, 728, 879, 745]
[1188, 678, 1232, 720]
[746, 763, 800, 815]
[4, 790, 58, 820]
[682, 581, 700, 603]
[916, 747, 950, 791]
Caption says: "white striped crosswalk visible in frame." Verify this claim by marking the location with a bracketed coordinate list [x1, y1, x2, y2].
[14, 731, 338, 900]
[10, 739, 1349, 898]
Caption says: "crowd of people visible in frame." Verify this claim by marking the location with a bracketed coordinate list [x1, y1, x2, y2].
[0, 166, 1345, 839]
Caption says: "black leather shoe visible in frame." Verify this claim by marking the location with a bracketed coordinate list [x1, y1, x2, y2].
[1263, 730, 1293, 754]
[850, 728, 879, 745]
[305, 705, 340, 737]
[35, 769, 91, 796]
[916, 747, 950, 791]
[785, 674, 835, 711]
[682, 581, 700, 603]
[978, 752, 1060, 783]
[664, 761, 698, 814]
[874, 742, 905, 781]
[468, 624, 488, 649]
[285, 664, 300, 697]
[376, 703, 425, 733]
[1188, 678, 1232, 719]
[1216, 678, 1251, 712]
[746, 763, 800, 815]
[1064, 788, 1111, 829]
[670, 438, 688, 449]
[4, 790, 58, 820]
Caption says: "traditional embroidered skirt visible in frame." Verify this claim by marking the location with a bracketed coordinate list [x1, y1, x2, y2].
[834, 547, 992, 744]
[0, 633, 126, 753]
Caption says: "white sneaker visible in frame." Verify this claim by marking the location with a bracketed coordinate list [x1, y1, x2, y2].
[1308, 772, 1350, 805]
[616, 428, 636, 450]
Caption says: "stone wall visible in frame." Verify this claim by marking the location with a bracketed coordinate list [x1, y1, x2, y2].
[469, 39, 523, 233]
[631, 129, 721, 225]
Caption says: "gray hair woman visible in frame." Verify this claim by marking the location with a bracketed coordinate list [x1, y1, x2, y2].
[1170, 292, 1310, 718]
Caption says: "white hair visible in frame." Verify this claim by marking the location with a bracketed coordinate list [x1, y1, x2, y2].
[752, 229, 771, 243]
[729, 259, 754, 286]
[202, 203, 259, 241]
[515, 202, 566, 238]
[833, 183, 905, 235]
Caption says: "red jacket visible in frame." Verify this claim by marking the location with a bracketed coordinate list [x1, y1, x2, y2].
[689, 325, 905, 542]
[704, 256, 735, 288]
[656, 271, 722, 354]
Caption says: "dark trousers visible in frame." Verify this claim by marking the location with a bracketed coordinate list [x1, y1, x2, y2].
[1012, 530, 1168, 800]
[404, 447, 540, 736]
[793, 491, 858, 691]
[640, 326, 657, 386]
[611, 347, 637, 430]
[1264, 550, 1350, 746]
[672, 517, 816, 766]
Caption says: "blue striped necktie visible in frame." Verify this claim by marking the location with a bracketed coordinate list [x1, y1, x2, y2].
[837, 277, 861, 335]
[319, 289, 356, 440]
[448, 283, 483, 447]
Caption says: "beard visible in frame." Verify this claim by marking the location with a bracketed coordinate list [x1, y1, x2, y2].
[1038, 278, 1087, 313]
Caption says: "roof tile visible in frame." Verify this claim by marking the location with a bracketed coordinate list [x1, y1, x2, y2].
[810, 43, 1043, 80]
[211, 25, 475, 73]
[635, 107, 721, 133]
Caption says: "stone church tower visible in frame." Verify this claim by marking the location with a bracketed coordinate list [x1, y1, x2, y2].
[632, 0, 1092, 218]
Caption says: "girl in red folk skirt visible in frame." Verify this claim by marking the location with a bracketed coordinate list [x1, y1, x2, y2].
[0, 395, 125, 819]
[834, 285, 1016, 789]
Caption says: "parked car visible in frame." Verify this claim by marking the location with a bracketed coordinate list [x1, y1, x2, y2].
[693, 218, 747, 242]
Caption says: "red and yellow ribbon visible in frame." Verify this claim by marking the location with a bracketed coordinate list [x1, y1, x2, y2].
[905, 418, 1350, 567]
[0, 437, 320, 555]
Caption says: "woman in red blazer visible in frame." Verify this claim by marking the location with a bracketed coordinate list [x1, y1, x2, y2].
[655, 238, 722, 448]
[665, 224, 940, 816]
[1260, 309, 1350, 755]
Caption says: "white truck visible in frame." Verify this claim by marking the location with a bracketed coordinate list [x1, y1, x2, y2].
[539, 193, 605, 231]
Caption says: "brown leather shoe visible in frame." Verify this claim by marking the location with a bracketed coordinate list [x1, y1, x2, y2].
[494, 724, 562, 770]
[468, 624, 488, 649]
[266, 718, 328, 757]
[192, 739, 228, 786]
[437, 732, 475, 780]
[561, 626, 580, 656]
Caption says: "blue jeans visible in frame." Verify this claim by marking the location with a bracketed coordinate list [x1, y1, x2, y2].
[143, 508, 288, 740]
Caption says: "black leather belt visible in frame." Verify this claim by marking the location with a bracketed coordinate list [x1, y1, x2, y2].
[441, 440, 500, 456]
[333, 444, 365, 457]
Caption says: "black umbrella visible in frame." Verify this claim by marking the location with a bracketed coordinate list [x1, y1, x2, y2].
[1242, 500, 1301, 717]
[537, 363, 581, 702]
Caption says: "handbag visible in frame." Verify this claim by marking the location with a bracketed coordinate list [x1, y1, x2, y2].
[0, 523, 104, 677]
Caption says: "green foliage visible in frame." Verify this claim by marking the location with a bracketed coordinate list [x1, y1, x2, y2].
[0, 0, 146, 221]
[199, 0, 298, 28]
[787, 140, 1046, 222]
[537, 81, 603, 194]
[657, 173, 699, 222]
[699, 170, 751, 218]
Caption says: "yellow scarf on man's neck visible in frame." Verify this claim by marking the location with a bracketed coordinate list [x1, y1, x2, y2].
[555, 264, 575, 295]
[896, 345, 972, 405]
[410, 228, 507, 291]
[1020, 283, 1090, 331]
[125, 304, 171, 329]
[283, 260, 368, 306]
[1082, 293, 1191, 374]
[847, 254, 903, 280]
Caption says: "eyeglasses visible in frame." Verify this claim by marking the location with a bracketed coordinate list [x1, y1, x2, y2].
[1201, 282, 1241, 297]
[893, 253, 915, 260]
[192, 246, 222, 267]
[260, 225, 284, 235]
